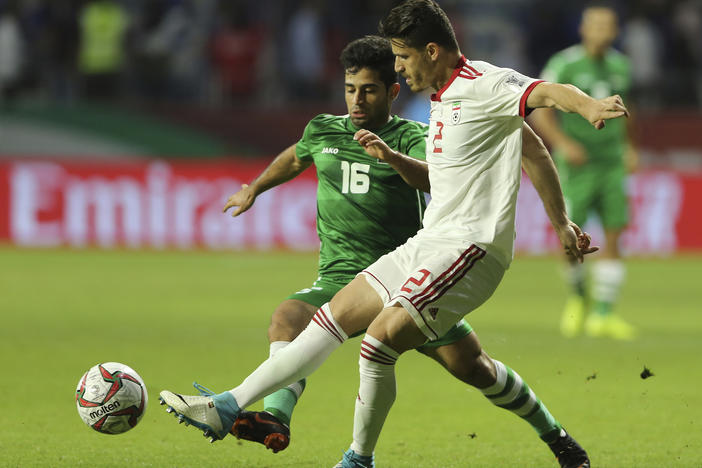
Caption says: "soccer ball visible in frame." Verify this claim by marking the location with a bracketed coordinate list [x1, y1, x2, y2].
[75, 362, 148, 434]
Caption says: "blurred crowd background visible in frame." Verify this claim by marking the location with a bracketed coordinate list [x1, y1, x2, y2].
[1, 0, 700, 252]
[0, 0, 701, 156]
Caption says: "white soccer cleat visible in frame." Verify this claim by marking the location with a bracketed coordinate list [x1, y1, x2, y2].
[159, 389, 240, 441]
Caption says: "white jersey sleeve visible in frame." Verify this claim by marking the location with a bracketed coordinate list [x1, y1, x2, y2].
[469, 61, 543, 118]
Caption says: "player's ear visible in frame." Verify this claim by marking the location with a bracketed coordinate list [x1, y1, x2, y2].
[389, 83, 401, 101]
[426, 42, 440, 62]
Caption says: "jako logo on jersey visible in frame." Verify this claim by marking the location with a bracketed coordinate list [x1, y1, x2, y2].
[321, 147, 339, 154]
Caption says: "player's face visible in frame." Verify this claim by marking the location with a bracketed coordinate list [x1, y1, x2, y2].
[344, 67, 397, 130]
[580, 7, 618, 52]
[390, 39, 433, 92]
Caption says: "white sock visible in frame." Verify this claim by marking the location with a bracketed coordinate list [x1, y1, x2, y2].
[563, 261, 586, 297]
[350, 334, 399, 457]
[269, 341, 290, 357]
[229, 303, 347, 408]
[592, 260, 625, 304]
[267, 341, 305, 399]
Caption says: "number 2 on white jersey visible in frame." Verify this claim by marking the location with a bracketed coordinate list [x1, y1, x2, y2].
[340, 161, 370, 194]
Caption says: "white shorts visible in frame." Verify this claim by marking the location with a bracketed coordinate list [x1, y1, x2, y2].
[360, 231, 505, 341]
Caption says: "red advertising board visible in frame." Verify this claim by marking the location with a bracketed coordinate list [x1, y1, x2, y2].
[0, 159, 700, 253]
[0, 159, 319, 250]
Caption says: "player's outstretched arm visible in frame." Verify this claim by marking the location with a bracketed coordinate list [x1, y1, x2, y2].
[223, 144, 312, 216]
[521, 123, 598, 262]
[354, 129, 431, 193]
[526, 82, 629, 130]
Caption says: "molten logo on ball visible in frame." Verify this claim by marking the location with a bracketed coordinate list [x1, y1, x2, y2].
[76, 362, 148, 434]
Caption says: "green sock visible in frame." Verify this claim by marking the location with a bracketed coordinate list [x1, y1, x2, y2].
[482, 360, 561, 443]
[263, 379, 306, 426]
[593, 300, 612, 316]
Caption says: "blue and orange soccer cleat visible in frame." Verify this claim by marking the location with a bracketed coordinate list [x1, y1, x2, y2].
[159, 382, 240, 442]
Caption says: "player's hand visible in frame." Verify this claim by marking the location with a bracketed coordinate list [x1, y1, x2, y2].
[354, 129, 397, 163]
[223, 184, 256, 217]
[588, 94, 629, 130]
[558, 139, 588, 166]
[556, 221, 599, 263]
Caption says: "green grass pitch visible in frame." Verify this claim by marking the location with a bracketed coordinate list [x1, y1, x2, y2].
[1, 247, 700, 467]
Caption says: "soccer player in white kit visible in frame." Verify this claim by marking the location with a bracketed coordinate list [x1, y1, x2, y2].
[159, 2, 628, 466]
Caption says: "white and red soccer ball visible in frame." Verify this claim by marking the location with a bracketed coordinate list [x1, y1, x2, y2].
[75, 362, 148, 434]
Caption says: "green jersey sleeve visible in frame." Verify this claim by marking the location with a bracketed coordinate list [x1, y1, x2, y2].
[396, 120, 428, 161]
[296, 115, 332, 162]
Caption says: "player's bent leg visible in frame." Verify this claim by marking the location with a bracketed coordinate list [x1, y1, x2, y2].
[193, 280, 380, 442]
[232, 300, 317, 452]
[329, 275, 386, 335]
[479, 357, 563, 442]
[559, 176, 591, 338]
[418, 330, 495, 387]
[268, 299, 318, 343]
[586, 229, 636, 340]
[344, 305, 427, 462]
[160, 299, 353, 443]
[561, 256, 587, 337]
[229, 302, 349, 409]
[423, 330, 589, 466]
[264, 300, 316, 427]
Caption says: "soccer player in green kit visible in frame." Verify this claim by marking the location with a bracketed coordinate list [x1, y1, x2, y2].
[218, 35, 589, 463]
[531, 2, 637, 340]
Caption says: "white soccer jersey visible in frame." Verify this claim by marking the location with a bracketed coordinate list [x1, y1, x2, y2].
[423, 56, 543, 267]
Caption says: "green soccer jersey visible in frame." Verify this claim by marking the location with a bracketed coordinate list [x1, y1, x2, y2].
[296, 114, 427, 282]
[541, 45, 631, 163]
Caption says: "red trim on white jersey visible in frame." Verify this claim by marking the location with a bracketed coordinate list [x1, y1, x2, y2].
[519, 80, 544, 117]
[431, 55, 468, 102]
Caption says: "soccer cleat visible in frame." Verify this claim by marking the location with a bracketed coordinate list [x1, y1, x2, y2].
[159, 383, 240, 442]
[548, 429, 590, 468]
[584, 313, 636, 340]
[231, 410, 290, 453]
[560, 296, 586, 337]
[333, 449, 375, 468]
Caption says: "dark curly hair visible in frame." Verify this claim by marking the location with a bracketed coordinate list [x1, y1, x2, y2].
[340, 35, 398, 89]
[378, 0, 459, 52]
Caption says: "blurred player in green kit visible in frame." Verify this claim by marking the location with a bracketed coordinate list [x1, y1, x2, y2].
[532, 2, 637, 340]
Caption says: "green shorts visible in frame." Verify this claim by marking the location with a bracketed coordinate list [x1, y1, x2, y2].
[556, 158, 629, 230]
[287, 276, 473, 349]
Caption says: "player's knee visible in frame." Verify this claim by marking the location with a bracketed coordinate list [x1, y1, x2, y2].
[470, 352, 497, 388]
[453, 351, 495, 387]
[268, 302, 313, 342]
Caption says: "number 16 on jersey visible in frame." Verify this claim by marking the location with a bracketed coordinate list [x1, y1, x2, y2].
[340, 161, 370, 194]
